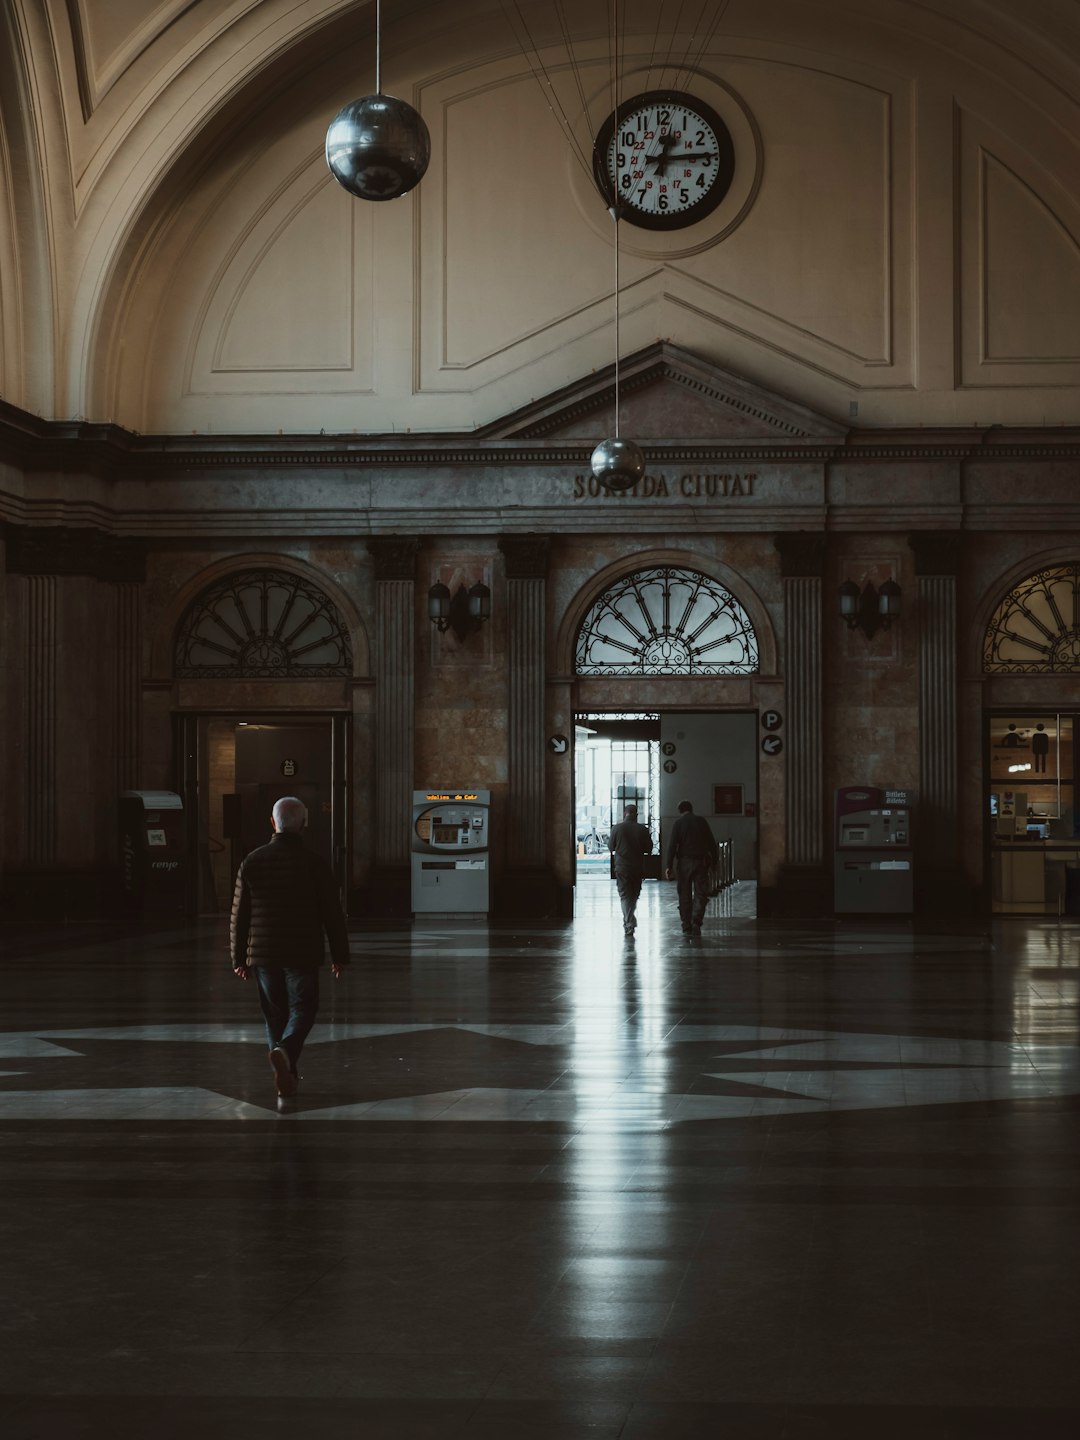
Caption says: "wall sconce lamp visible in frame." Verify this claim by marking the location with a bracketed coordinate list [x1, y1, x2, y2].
[428, 581, 491, 643]
[838, 577, 901, 640]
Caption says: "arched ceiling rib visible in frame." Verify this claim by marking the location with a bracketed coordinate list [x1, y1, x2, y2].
[2, 0, 1079, 422]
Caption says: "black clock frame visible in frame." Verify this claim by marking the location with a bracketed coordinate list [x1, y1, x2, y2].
[592, 89, 736, 232]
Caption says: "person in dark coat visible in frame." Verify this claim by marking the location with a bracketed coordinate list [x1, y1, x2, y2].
[663, 799, 719, 935]
[608, 804, 653, 935]
[230, 795, 349, 1100]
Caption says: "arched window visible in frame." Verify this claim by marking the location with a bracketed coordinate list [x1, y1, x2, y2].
[576, 565, 758, 676]
[175, 568, 352, 678]
[984, 564, 1080, 673]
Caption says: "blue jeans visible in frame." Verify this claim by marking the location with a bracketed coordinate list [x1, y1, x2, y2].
[254, 967, 320, 1073]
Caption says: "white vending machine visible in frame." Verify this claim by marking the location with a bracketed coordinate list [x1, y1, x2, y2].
[411, 789, 491, 916]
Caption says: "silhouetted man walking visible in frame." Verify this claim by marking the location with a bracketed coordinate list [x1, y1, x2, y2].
[664, 799, 718, 935]
[608, 803, 653, 935]
[230, 796, 349, 1102]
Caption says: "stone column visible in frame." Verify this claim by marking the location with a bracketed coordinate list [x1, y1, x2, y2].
[771, 533, 827, 914]
[367, 537, 419, 911]
[910, 531, 964, 907]
[498, 536, 550, 871]
[115, 581, 142, 793]
[25, 574, 57, 865]
[3, 525, 144, 915]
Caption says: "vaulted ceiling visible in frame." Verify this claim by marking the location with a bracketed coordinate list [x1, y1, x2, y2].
[2, 0, 1079, 431]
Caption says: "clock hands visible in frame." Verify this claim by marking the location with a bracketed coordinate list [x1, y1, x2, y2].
[642, 133, 716, 178]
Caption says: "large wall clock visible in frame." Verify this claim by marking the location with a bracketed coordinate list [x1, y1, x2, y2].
[592, 89, 735, 231]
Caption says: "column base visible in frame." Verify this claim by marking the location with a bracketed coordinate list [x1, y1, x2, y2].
[914, 865, 983, 922]
[354, 864, 412, 919]
[1, 867, 124, 922]
[496, 865, 564, 919]
[757, 865, 832, 919]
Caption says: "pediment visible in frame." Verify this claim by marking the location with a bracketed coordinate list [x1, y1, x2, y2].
[479, 342, 847, 442]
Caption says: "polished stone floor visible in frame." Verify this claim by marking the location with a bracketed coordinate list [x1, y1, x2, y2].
[2, 877, 1080, 1437]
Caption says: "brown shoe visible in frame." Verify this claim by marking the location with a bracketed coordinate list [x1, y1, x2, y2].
[269, 1046, 296, 1098]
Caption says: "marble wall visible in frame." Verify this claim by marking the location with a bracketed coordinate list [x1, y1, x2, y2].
[3, 502, 1080, 918]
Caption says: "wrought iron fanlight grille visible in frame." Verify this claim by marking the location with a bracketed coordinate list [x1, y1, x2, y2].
[984, 564, 1080, 673]
[576, 566, 758, 676]
[175, 568, 352, 678]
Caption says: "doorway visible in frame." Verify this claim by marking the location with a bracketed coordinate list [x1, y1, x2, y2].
[176, 713, 347, 914]
[573, 709, 758, 908]
[574, 714, 661, 877]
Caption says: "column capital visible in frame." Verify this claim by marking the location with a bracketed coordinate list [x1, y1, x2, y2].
[498, 535, 551, 580]
[909, 531, 962, 577]
[774, 531, 826, 578]
[3, 522, 145, 582]
[366, 536, 419, 581]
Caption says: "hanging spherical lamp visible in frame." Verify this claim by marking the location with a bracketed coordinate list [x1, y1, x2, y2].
[325, 0, 429, 202]
[590, 436, 646, 492]
[325, 94, 430, 201]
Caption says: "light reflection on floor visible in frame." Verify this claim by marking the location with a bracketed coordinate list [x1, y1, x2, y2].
[2, 892, 1080, 1433]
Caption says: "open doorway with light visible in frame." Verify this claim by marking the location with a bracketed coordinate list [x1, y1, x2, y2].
[574, 714, 661, 877]
[573, 710, 758, 917]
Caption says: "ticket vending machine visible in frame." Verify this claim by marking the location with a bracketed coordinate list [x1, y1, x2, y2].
[834, 786, 915, 914]
[118, 790, 187, 921]
[411, 789, 491, 916]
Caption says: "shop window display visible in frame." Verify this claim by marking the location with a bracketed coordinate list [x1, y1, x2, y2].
[987, 714, 1080, 914]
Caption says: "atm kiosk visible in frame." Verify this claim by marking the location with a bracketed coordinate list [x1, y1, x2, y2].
[118, 790, 187, 921]
[411, 789, 491, 916]
[834, 786, 915, 914]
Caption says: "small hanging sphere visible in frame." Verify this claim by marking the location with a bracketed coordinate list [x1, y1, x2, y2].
[325, 94, 431, 201]
[590, 436, 646, 492]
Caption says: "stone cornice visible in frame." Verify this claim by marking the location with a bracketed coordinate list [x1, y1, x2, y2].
[2, 397, 1080, 475]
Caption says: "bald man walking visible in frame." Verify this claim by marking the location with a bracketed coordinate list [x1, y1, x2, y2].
[230, 796, 349, 1102]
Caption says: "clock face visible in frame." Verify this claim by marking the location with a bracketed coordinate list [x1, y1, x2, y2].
[593, 90, 735, 231]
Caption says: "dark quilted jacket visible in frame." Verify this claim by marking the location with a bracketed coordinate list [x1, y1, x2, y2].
[229, 832, 349, 970]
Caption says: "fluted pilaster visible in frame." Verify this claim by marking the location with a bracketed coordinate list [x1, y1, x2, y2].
[26, 575, 57, 864]
[776, 534, 826, 869]
[368, 538, 418, 867]
[114, 582, 142, 792]
[500, 537, 550, 867]
[911, 534, 961, 869]
[783, 576, 824, 865]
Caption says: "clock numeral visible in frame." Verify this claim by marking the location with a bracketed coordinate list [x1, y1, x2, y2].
[658, 194, 669, 210]
[696, 173, 707, 188]
[696, 130, 705, 145]
[621, 175, 632, 190]
[621, 132, 635, 147]
[679, 190, 690, 203]
[658, 110, 671, 125]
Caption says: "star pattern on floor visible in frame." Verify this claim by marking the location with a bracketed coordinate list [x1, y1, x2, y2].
[1, 1023, 1078, 1122]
